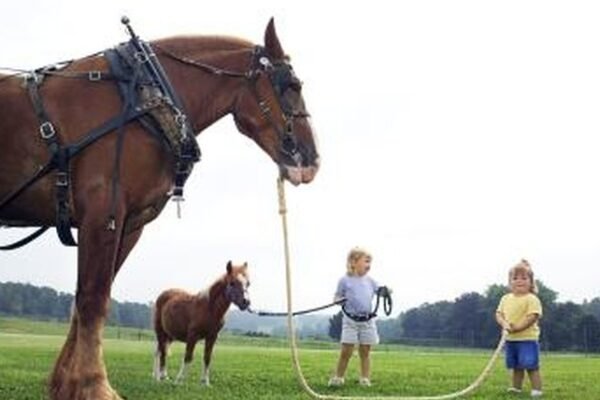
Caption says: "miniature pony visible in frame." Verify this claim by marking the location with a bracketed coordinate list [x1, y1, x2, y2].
[153, 261, 250, 385]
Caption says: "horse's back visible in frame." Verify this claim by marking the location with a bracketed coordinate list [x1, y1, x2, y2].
[0, 54, 174, 226]
[154, 289, 199, 341]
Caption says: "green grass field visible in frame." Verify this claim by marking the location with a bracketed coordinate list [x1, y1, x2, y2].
[0, 317, 598, 399]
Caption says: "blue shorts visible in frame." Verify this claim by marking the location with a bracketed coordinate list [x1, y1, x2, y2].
[505, 340, 540, 370]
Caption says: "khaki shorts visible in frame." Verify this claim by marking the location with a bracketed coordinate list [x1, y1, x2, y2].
[340, 315, 379, 345]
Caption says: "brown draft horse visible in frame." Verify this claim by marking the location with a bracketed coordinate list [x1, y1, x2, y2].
[0, 19, 319, 400]
[153, 261, 250, 385]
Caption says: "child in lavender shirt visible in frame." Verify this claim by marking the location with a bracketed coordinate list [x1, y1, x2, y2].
[328, 247, 382, 387]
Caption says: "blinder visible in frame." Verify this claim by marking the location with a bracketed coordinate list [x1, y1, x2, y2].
[251, 47, 314, 168]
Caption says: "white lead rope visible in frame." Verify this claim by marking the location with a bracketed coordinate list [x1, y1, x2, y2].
[276, 177, 508, 400]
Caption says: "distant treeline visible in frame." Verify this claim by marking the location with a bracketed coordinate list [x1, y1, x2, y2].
[2, 280, 599, 352]
[0, 282, 151, 329]
[370, 280, 600, 353]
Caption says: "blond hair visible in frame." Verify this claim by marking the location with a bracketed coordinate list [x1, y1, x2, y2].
[508, 259, 538, 294]
[346, 246, 372, 276]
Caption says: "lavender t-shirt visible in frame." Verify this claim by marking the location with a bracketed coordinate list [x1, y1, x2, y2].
[335, 275, 379, 315]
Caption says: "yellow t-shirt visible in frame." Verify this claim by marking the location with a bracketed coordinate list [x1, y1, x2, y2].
[496, 293, 543, 341]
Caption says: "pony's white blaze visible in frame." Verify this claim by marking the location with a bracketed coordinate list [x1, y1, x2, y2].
[237, 273, 251, 302]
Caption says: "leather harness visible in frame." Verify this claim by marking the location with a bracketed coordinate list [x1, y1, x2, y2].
[0, 25, 200, 249]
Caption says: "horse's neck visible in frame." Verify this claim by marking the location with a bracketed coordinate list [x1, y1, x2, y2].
[156, 39, 253, 135]
[206, 279, 230, 316]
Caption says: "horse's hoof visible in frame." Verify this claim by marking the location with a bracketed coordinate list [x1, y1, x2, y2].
[85, 385, 123, 400]
[50, 378, 123, 400]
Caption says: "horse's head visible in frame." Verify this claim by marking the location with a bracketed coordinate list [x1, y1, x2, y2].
[224, 260, 251, 310]
[232, 18, 320, 186]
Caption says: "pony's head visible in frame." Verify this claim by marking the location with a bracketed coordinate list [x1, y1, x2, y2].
[232, 18, 320, 185]
[224, 260, 251, 310]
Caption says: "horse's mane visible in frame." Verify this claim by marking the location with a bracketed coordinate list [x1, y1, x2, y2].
[154, 35, 254, 59]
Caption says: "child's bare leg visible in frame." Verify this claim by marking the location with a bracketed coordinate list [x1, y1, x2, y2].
[335, 344, 354, 378]
[358, 344, 371, 379]
[512, 369, 525, 389]
[528, 369, 542, 391]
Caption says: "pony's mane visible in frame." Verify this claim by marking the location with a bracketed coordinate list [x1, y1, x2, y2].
[204, 273, 228, 295]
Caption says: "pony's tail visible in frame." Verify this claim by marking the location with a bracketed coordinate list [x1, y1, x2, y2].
[152, 299, 161, 340]
[152, 293, 171, 356]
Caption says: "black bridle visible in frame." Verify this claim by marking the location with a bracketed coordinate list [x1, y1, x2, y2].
[224, 281, 250, 311]
[154, 44, 316, 169]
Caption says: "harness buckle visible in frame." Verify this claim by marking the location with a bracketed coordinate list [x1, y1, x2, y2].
[134, 51, 149, 63]
[259, 101, 270, 113]
[88, 71, 102, 81]
[55, 172, 69, 187]
[39, 121, 56, 139]
[174, 112, 186, 128]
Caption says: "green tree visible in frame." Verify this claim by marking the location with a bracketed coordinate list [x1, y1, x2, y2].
[328, 311, 342, 341]
[576, 314, 600, 353]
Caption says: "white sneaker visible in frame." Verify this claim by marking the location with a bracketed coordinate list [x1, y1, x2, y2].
[359, 377, 371, 387]
[328, 376, 344, 387]
[531, 389, 543, 397]
[507, 387, 522, 394]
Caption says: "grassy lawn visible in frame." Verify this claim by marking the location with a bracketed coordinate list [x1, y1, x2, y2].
[0, 318, 598, 399]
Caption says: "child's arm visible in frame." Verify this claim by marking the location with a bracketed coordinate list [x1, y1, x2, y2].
[509, 313, 540, 333]
[495, 311, 511, 331]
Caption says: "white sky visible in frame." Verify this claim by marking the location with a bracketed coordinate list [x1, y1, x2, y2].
[1, 1, 599, 316]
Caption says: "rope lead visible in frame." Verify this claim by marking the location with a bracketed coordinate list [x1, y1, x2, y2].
[276, 176, 508, 400]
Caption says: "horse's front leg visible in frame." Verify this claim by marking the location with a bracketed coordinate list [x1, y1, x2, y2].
[50, 201, 125, 400]
[201, 335, 218, 386]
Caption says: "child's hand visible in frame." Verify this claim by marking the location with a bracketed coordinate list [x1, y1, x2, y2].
[501, 320, 512, 332]
[377, 286, 391, 296]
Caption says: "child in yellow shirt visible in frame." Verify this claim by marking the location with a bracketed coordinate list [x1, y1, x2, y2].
[495, 259, 543, 397]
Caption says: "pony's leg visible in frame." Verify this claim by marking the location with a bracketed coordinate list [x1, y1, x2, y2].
[153, 343, 162, 380]
[50, 202, 126, 400]
[154, 338, 170, 380]
[175, 340, 198, 383]
[201, 335, 218, 386]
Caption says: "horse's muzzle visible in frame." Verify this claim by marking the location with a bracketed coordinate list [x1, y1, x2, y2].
[237, 299, 250, 311]
[280, 163, 319, 186]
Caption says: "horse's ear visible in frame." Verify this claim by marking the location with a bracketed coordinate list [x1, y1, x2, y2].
[243, 262, 248, 270]
[264, 17, 285, 60]
[226, 261, 232, 274]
